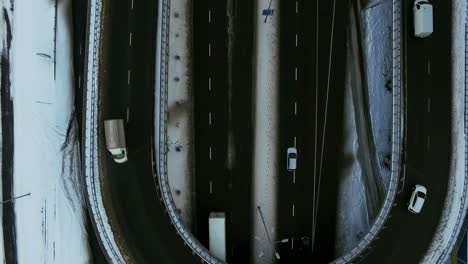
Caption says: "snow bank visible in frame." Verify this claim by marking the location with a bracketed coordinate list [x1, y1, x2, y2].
[10, 0, 91, 263]
[421, 1, 468, 263]
[250, 0, 280, 263]
[166, 0, 195, 231]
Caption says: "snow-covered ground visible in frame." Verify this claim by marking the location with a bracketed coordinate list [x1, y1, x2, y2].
[361, 0, 393, 190]
[334, 0, 393, 256]
[335, 49, 370, 257]
[4, 0, 91, 263]
[250, 0, 280, 263]
[167, 0, 195, 231]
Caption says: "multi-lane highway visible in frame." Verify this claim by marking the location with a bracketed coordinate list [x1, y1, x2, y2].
[275, 0, 348, 262]
[193, 0, 254, 262]
[193, 0, 349, 262]
[358, 0, 453, 262]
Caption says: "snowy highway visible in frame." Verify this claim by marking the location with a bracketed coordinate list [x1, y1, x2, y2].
[83, 0, 461, 263]
[275, 0, 349, 262]
[193, 1, 254, 262]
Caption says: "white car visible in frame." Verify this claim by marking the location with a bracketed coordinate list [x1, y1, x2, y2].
[413, 0, 433, 38]
[408, 185, 427, 214]
[287, 147, 297, 171]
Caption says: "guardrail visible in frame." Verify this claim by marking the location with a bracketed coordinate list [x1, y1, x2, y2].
[83, 0, 126, 263]
[153, 0, 222, 263]
[434, 3, 468, 262]
[331, 0, 404, 263]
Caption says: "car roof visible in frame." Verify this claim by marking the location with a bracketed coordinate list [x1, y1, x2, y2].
[412, 196, 425, 212]
[415, 185, 427, 194]
[287, 147, 297, 153]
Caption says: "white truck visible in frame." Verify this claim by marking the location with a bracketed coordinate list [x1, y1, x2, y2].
[104, 119, 128, 163]
[209, 212, 226, 261]
[413, 0, 433, 38]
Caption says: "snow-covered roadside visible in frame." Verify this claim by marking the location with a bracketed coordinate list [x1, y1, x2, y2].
[421, 0, 467, 263]
[334, 1, 393, 256]
[361, 0, 393, 190]
[335, 28, 370, 256]
[167, 0, 194, 230]
[250, 0, 280, 263]
[10, 0, 91, 263]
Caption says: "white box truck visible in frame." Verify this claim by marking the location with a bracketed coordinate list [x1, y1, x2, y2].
[209, 212, 226, 261]
[104, 119, 128, 163]
[413, 0, 433, 38]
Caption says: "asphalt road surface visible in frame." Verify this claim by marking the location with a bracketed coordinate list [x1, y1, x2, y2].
[275, 0, 348, 262]
[193, 0, 254, 263]
[96, 0, 198, 263]
[358, 0, 452, 263]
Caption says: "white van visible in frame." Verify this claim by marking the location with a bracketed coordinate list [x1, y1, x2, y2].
[413, 0, 433, 38]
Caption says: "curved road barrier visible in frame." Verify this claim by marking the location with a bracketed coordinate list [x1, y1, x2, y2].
[330, 0, 404, 263]
[430, 2, 468, 262]
[82, 0, 126, 263]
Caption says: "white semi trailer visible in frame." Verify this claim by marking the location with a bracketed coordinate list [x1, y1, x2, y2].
[209, 212, 226, 261]
[104, 119, 128, 163]
[413, 0, 433, 38]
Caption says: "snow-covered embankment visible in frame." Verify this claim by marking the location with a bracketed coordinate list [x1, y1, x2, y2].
[10, 0, 91, 263]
